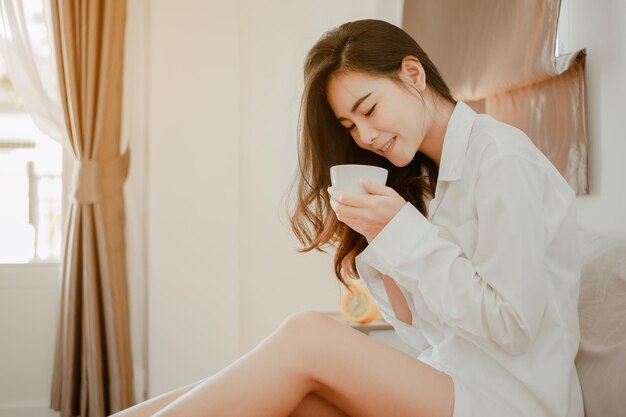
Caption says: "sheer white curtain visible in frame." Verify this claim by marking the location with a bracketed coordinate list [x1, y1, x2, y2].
[0, 0, 64, 142]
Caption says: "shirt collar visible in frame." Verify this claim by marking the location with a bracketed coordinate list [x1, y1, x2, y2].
[437, 100, 477, 182]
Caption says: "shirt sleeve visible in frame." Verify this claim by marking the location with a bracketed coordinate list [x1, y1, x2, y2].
[357, 154, 547, 355]
[355, 259, 431, 353]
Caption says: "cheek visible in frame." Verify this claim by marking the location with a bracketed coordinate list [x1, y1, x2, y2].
[378, 104, 408, 134]
[352, 134, 369, 149]
[346, 127, 368, 149]
[399, 109, 424, 139]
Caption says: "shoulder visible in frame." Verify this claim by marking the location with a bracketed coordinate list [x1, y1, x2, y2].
[469, 114, 544, 167]
[466, 114, 575, 200]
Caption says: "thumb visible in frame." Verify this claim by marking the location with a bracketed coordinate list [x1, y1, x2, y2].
[360, 178, 388, 195]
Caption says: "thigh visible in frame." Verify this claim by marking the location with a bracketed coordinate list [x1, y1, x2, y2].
[279, 312, 455, 417]
[289, 392, 349, 417]
[111, 379, 205, 417]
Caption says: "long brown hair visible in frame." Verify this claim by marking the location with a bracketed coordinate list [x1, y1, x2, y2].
[289, 19, 455, 289]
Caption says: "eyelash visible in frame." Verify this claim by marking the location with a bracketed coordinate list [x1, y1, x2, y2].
[347, 104, 376, 131]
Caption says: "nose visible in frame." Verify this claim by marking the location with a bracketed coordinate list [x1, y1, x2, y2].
[355, 122, 378, 146]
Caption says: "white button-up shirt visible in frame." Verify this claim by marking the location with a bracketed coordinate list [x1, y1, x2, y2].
[355, 101, 584, 417]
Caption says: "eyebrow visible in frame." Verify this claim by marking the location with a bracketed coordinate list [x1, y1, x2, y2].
[337, 92, 373, 122]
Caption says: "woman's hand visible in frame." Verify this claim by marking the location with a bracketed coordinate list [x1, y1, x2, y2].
[328, 178, 406, 243]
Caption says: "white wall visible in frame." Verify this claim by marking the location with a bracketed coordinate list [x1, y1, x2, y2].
[570, 0, 626, 238]
[0, 265, 59, 417]
[147, 1, 241, 395]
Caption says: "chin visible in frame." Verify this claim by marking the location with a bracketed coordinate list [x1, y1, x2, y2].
[391, 155, 412, 168]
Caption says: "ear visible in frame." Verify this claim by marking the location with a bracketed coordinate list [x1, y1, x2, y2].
[398, 56, 427, 93]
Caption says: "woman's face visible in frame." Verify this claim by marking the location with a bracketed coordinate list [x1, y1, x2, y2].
[326, 70, 429, 167]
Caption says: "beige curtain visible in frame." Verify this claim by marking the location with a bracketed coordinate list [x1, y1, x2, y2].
[49, 1, 134, 417]
[403, 0, 588, 194]
[485, 51, 587, 194]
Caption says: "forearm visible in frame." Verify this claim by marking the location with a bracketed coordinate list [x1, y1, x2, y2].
[382, 274, 413, 325]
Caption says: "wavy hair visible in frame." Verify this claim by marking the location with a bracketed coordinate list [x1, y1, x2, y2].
[289, 19, 455, 289]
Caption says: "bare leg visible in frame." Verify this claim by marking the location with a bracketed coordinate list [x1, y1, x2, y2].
[111, 341, 346, 417]
[150, 319, 316, 417]
[289, 393, 349, 417]
[111, 378, 347, 417]
[109, 379, 205, 417]
[146, 311, 454, 417]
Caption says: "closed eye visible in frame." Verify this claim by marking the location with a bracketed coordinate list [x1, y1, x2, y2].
[365, 104, 376, 117]
[344, 104, 376, 131]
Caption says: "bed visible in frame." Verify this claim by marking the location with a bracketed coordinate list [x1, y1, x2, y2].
[575, 229, 626, 417]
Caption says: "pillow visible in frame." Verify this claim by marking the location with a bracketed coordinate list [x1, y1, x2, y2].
[575, 228, 626, 417]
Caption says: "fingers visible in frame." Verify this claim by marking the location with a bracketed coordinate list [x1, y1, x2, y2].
[327, 183, 394, 226]
[359, 178, 391, 196]
[329, 196, 362, 221]
[326, 180, 392, 202]
[327, 187, 371, 208]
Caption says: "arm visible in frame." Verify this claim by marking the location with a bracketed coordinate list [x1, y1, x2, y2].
[382, 274, 413, 326]
[355, 258, 430, 353]
[359, 155, 548, 355]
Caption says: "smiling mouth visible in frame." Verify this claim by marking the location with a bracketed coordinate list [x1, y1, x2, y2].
[381, 137, 396, 153]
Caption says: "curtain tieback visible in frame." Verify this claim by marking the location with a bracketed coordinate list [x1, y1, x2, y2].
[70, 149, 130, 203]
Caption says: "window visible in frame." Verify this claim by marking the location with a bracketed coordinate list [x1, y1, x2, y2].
[0, 53, 62, 264]
[556, 0, 571, 56]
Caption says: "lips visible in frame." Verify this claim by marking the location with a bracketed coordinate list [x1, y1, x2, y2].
[381, 137, 396, 156]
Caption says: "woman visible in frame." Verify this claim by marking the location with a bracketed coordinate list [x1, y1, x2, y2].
[113, 19, 583, 417]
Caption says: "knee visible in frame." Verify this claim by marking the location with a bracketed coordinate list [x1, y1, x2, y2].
[280, 311, 330, 331]
[275, 311, 333, 347]
[273, 312, 345, 393]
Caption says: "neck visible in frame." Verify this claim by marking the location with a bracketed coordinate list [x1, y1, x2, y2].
[419, 96, 455, 167]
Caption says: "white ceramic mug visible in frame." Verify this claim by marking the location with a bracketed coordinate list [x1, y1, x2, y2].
[330, 164, 388, 194]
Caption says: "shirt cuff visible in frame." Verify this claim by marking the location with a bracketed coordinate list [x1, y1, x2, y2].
[358, 202, 433, 276]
